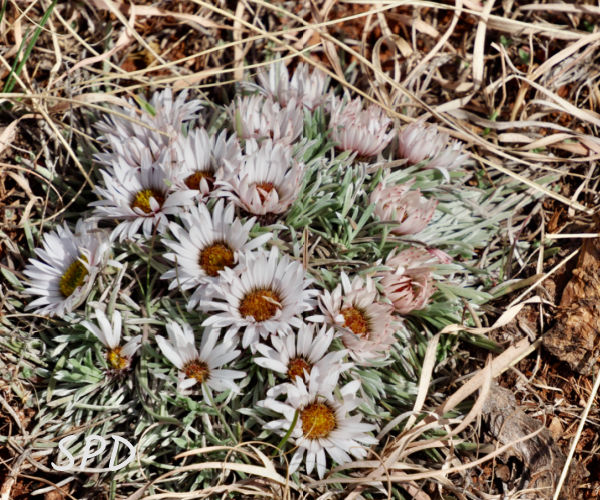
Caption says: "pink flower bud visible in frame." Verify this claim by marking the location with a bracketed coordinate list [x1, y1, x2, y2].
[329, 96, 394, 158]
[381, 248, 441, 314]
[370, 179, 437, 235]
[397, 121, 468, 179]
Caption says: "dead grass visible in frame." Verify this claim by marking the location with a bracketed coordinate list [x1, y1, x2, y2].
[1, 0, 600, 498]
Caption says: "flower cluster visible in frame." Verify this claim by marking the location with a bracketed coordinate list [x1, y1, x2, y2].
[20, 58, 470, 480]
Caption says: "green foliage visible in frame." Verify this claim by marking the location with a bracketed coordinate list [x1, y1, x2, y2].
[2, 73, 554, 497]
[3, 0, 57, 95]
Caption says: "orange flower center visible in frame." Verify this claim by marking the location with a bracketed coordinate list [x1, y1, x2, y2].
[183, 359, 210, 383]
[301, 401, 336, 439]
[341, 306, 369, 337]
[254, 182, 276, 203]
[199, 242, 235, 277]
[239, 288, 281, 322]
[287, 357, 311, 380]
[185, 170, 214, 191]
[107, 346, 129, 371]
[59, 256, 89, 298]
[131, 188, 165, 214]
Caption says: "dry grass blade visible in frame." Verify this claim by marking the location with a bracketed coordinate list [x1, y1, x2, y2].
[0, 117, 21, 156]
[553, 363, 600, 500]
[311, 425, 545, 486]
[125, 444, 296, 500]
[342, 312, 536, 496]
[473, 0, 495, 86]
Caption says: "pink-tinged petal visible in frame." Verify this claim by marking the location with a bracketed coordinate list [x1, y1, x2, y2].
[156, 335, 184, 369]
[121, 335, 142, 358]
[380, 248, 438, 314]
[329, 95, 393, 158]
[289, 449, 304, 474]
[397, 120, 468, 176]
[82, 320, 108, 347]
[112, 310, 123, 347]
[179, 377, 197, 391]
[370, 178, 437, 235]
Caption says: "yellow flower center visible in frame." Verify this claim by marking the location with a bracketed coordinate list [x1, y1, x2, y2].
[239, 288, 281, 322]
[199, 242, 235, 277]
[107, 346, 129, 371]
[183, 359, 210, 383]
[254, 182, 276, 203]
[185, 170, 214, 191]
[287, 357, 311, 380]
[341, 306, 369, 337]
[301, 401, 337, 439]
[131, 188, 165, 214]
[59, 256, 89, 298]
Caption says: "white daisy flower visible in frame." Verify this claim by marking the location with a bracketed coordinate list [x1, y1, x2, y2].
[217, 139, 305, 216]
[329, 95, 394, 159]
[156, 322, 245, 396]
[260, 367, 377, 478]
[96, 88, 202, 151]
[23, 219, 110, 318]
[94, 134, 164, 170]
[254, 323, 350, 382]
[250, 60, 330, 111]
[230, 94, 304, 144]
[308, 273, 397, 364]
[370, 178, 438, 235]
[397, 121, 468, 180]
[90, 158, 197, 242]
[81, 308, 141, 371]
[202, 247, 317, 349]
[172, 129, 242, 199]
[161, 199, 272, 308]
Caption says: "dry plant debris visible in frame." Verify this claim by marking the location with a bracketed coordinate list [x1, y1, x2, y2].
[1, 0, 600, 499]
[481, 382, 583, 499]
[543, 236, 600, 375]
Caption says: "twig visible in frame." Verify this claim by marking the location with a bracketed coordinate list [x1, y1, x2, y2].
[553, 367, 600, 500]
